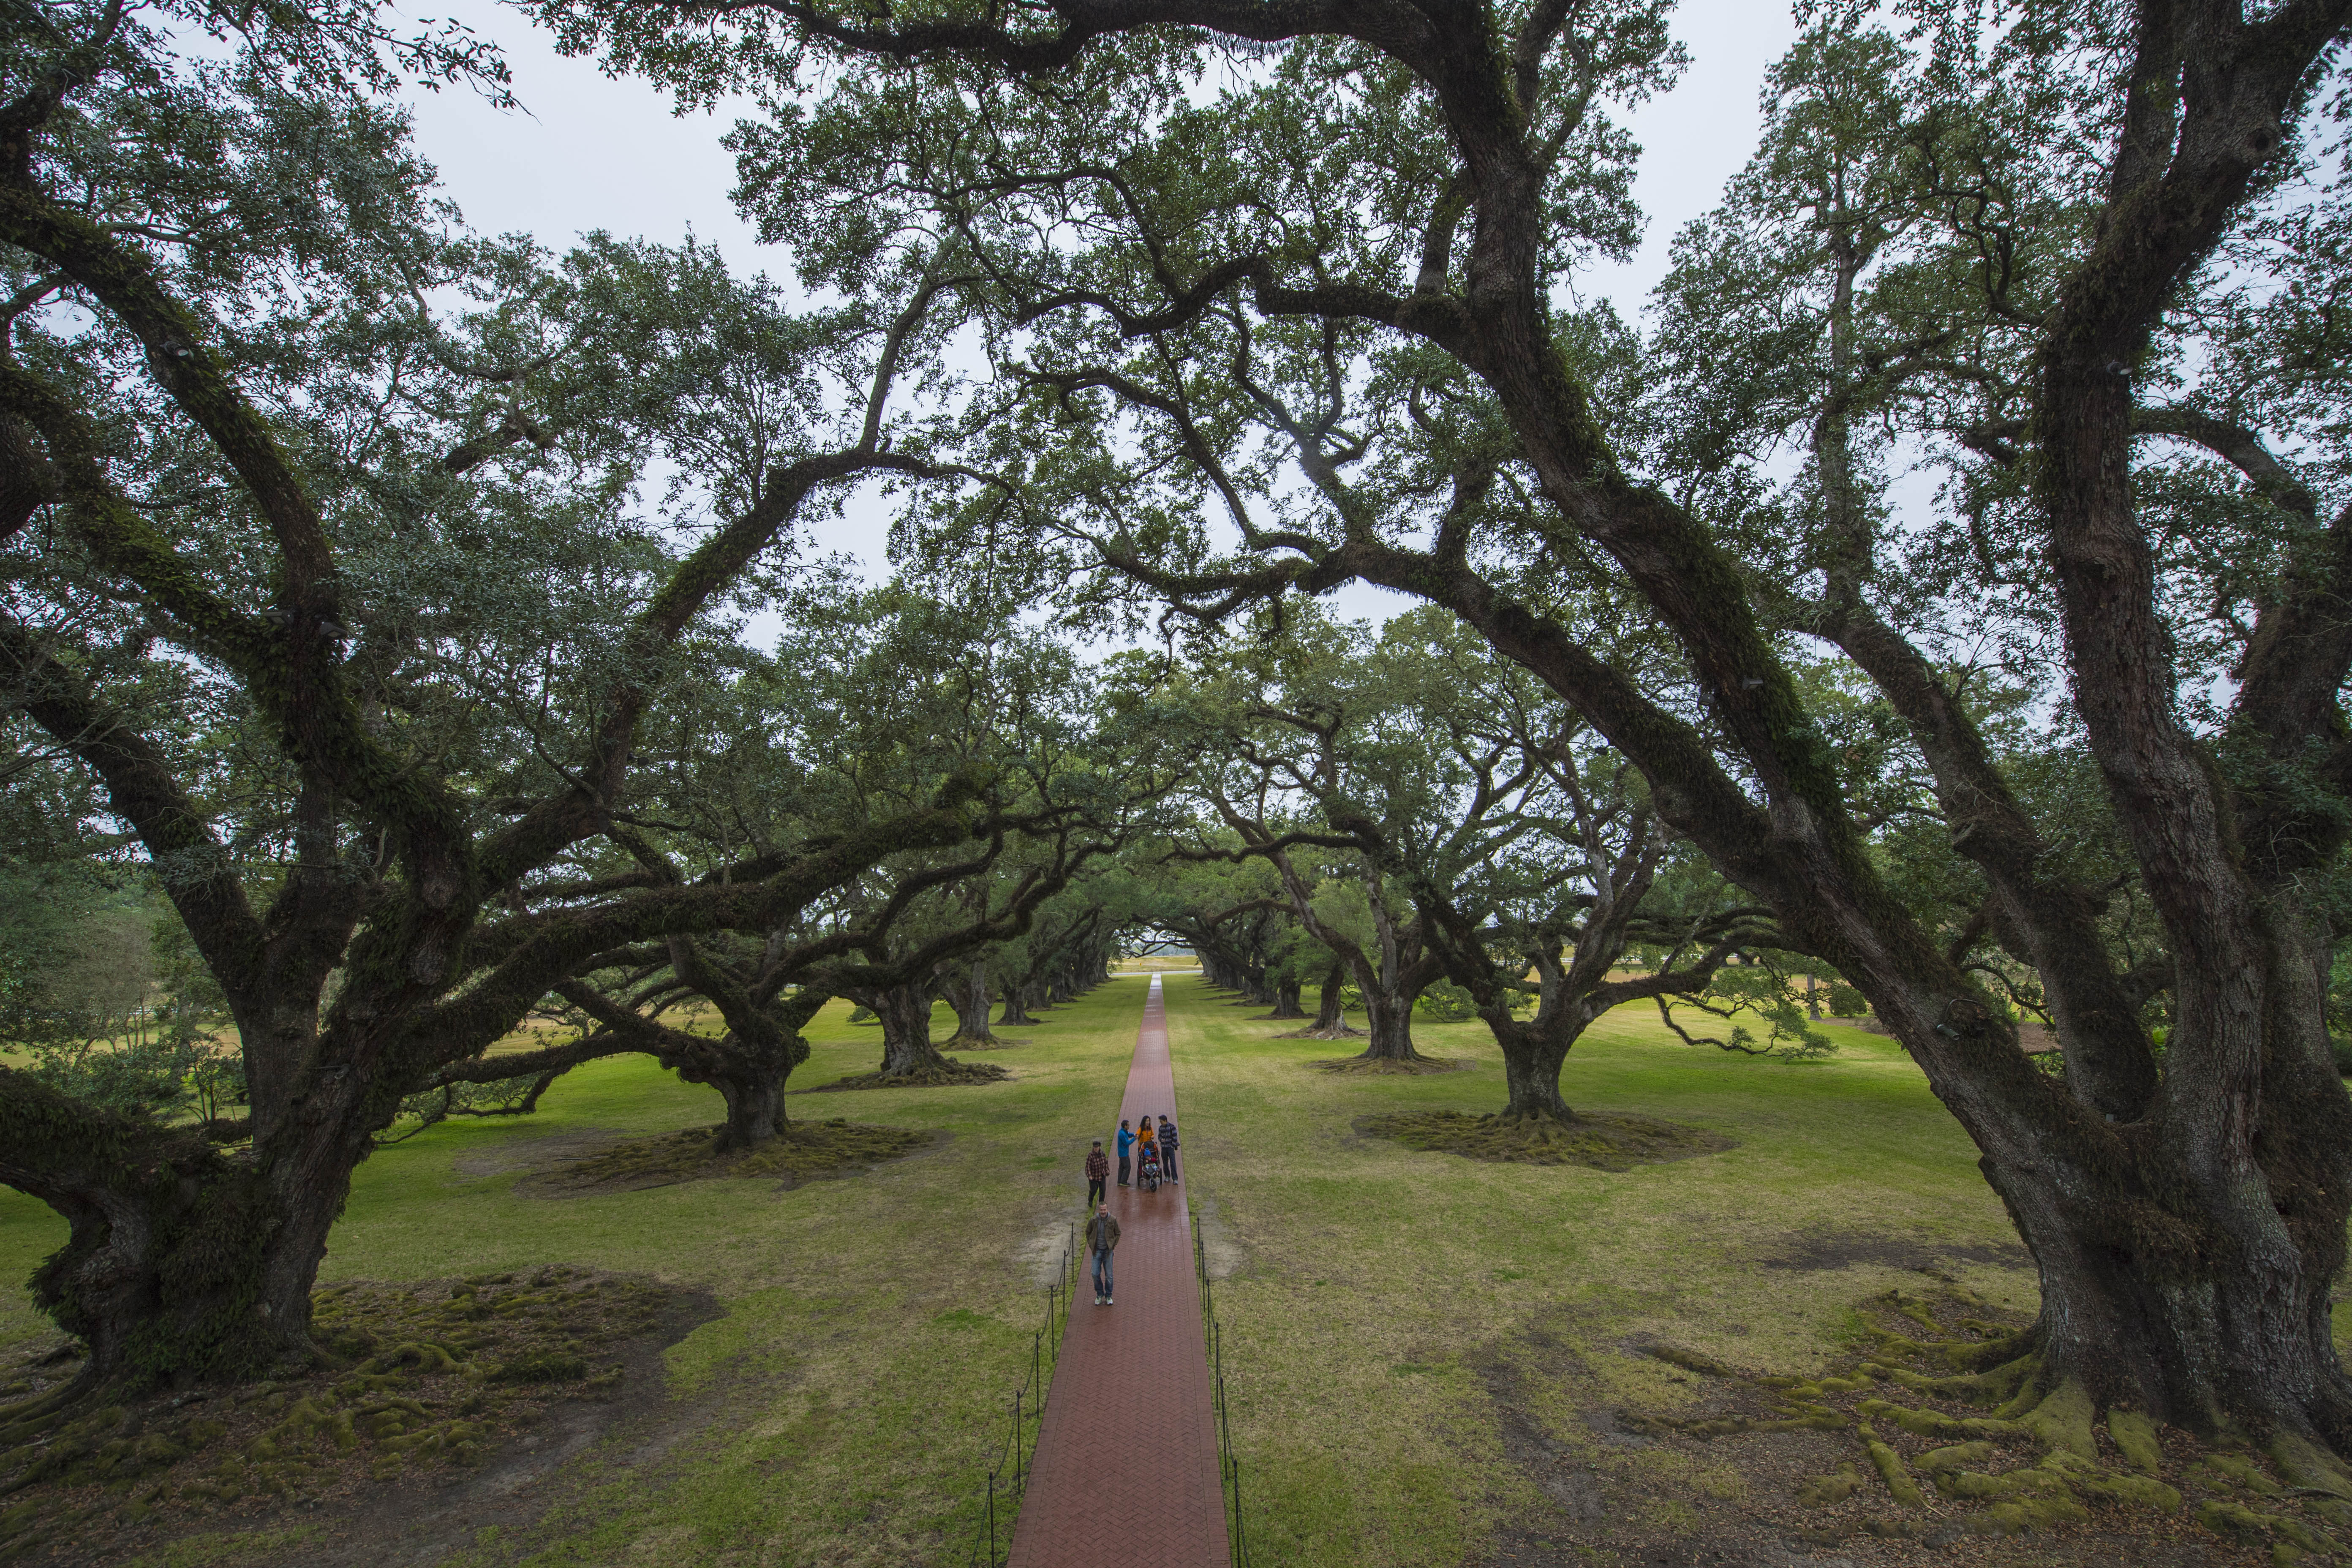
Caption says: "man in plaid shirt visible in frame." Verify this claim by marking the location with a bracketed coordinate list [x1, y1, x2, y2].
[1157, 1115, 1179, 1181]
[1083, 1140, 1109, 1207]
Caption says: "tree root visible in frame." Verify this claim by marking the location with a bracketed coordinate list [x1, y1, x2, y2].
[1859, 1351, 2037, 1407]
[2271, 1429, 2352, 1500]
[943, 1032, 1026, 1051]
[0, 1268, 699, 1556]
[1857, 1422, 1926, 1508]
[0, 1369, 97, 1457]
[1308, 1055, 1466, 1075]
[1270, 1025, 1364, 1039]
[2108, 1407, 2164, 1473]
[1604, 1283, 2351, 1554]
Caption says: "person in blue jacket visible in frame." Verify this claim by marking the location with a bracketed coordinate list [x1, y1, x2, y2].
[1115, 1118, 1135, 1187]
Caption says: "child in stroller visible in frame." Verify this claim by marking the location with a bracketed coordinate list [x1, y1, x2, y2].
[1137, 1142, 1162, 1192]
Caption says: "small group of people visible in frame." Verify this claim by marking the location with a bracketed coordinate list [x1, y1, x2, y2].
[1081, 1113, 1179, 1204]
[1078, 1112, 1181, 1307]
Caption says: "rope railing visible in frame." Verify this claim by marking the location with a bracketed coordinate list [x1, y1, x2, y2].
[965, 1220, 1081, 1568]
[1193, 1201, 1251, 1566]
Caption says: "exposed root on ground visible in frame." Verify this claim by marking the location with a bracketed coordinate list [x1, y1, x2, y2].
[803, 1058, 1012, 1091]
[1357, 1108, 1731, 1168]
[1612, 1284, 2352, 1554]
[1309, 1055, 1467, 1076]
[1272, 1024, 1364, 1040]
[521, 1119, 936, 1194]
[942, 1033, 1027, 1051]
[0, 1267, 704, 1566]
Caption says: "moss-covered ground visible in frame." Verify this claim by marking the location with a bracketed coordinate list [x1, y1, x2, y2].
[3, 976, 2347, 1565]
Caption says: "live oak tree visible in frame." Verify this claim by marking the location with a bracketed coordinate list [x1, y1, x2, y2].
[429, 601, 1038, 1145]
[988, 863, 1149, 1024]
[1163, 605, 1522, 1065]
[759, 589, 1171, 1083]
[546, 0, 2352, 1455]
[0, 0, 1005, 1394]
[1134, 853, 1322, 1014]
[1361, 608, 1804, 1120]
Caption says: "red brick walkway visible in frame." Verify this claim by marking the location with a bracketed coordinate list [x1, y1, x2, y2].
[1008, 976, 1230, 1568]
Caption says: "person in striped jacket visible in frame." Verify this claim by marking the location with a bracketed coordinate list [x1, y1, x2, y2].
[1157, 1115, 1179, 1181]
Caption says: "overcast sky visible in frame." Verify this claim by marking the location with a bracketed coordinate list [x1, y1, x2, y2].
[400, 2, 1802, 620]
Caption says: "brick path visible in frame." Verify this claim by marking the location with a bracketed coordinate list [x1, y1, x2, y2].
[1008, 975, 1231, 1568]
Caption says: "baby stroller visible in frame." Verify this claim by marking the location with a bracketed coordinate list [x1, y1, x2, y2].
[1138, 1144, 1162, 1192]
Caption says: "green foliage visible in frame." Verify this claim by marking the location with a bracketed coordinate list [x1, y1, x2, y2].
[1663, 962, 1838, 1063]
[19, 1035, 198, 1119]
[1414, 980, 1480, 1023]
[188, 1050, 249, 1124]
[384, 1074, 552, 1143]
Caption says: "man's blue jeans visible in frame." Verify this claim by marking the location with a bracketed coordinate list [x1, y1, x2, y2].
[1092, 1246, 1113, 1298]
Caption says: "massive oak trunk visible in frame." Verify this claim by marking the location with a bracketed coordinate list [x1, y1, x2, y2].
[999, 981, 1042, 1026]
[1901, 914, 2352, 1445]
[1493, 1018, 1575, 1121]
[1312, 963, 1346, 1031]
[1268, 975, 1306, 1019]
[872, 981, 953, 1078]
[711, 1074, 784, 1147]
[1353, 980, 1424, 1063]
[949, 961, 998, 1043]
[0, 1060, 376, 1386]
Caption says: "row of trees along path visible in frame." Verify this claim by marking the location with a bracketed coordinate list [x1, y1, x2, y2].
[1009, 975, 1230, 1568]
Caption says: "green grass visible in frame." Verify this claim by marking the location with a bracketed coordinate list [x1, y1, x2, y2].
[8, 978, 2289, 1565]
[1168, 979, 2037, 1568]
[4, 990, 1144, 1567]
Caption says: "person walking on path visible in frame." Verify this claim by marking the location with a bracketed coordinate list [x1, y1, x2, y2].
[1115, 1119, 1135, 1187]
[1086, 1203, 1121, 1305]
[1084, 1141, 1109, 1207]
[1157, 1115, 1179, 1181]
[1138, 1115, 1157, 1172]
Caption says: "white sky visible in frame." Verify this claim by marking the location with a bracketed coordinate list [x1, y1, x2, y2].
[401, 0, 1802, 621]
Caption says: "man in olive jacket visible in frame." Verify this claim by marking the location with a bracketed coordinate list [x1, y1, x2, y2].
[1087, 1204, 1121, 1305]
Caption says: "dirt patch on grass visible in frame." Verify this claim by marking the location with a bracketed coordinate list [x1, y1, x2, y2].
[449, 1127, 627, 1180]
[514, 1119, 943, 1197]
[801, 1057, 1012, 1091]
[1757, 1229, 2033, 1274]
[942, 1034, 1029, 1051]
[1309, 1054, 1473, 1075]
[1271, 1024, 1365, 1040]
[1357, 1110, 1734, 1169]
[0, 1266, 718, 1568]
[1192, 1195, 1249, 1282]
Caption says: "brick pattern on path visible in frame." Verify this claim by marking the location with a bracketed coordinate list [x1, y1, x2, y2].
[1008, 975, 1231, 1568]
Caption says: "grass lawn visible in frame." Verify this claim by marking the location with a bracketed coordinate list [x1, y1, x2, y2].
[2, 985, 1146, 1567]
[8, 976, 2330, 1565]
[1168, 977, 2042, 1567]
